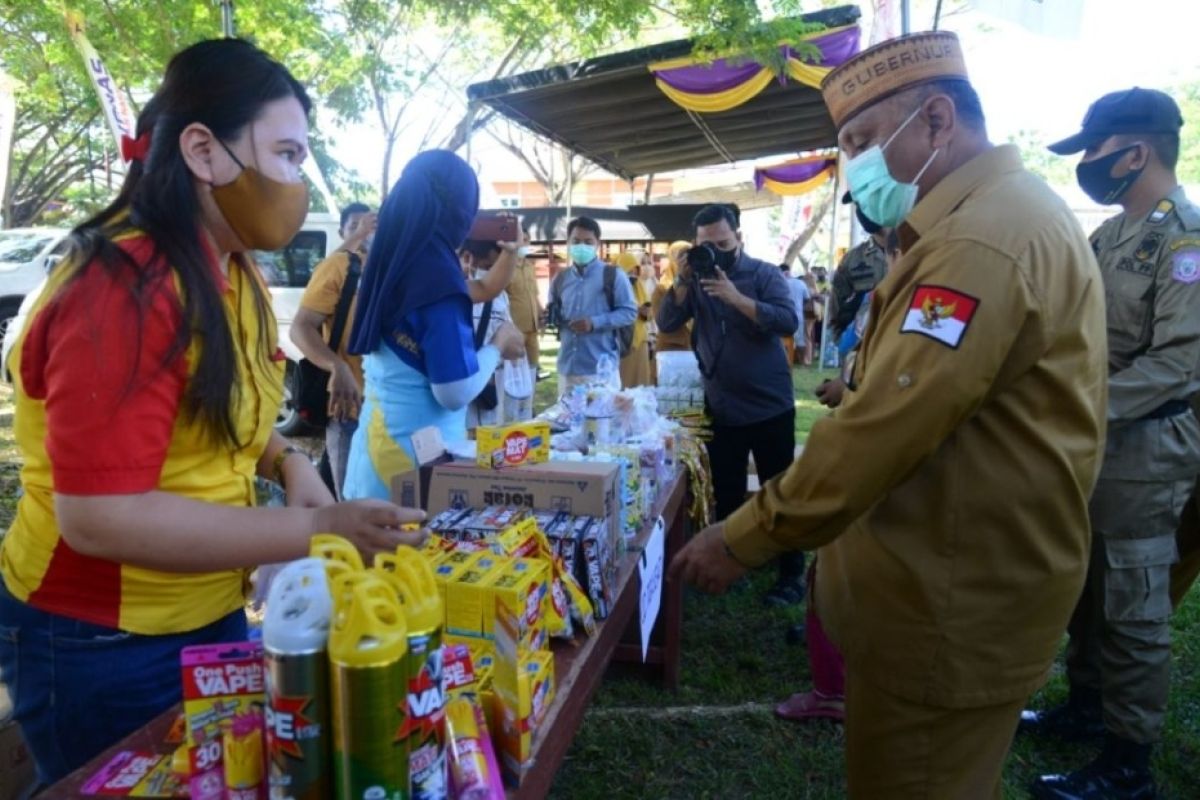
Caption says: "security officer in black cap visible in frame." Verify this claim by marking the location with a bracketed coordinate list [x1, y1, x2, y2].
[1025, 87, 1200, 800]
[828, 192, 889, 341]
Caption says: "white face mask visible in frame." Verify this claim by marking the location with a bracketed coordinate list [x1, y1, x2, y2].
[516, 245, 532, 259]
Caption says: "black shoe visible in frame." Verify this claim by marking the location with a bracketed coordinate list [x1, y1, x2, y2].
[1031, 737, 1156, 800]
[764, 575, 805, 607]
[1019, 689, 1105, 742]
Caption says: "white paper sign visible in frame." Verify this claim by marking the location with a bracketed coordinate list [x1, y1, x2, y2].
[639, 516, 666, 662]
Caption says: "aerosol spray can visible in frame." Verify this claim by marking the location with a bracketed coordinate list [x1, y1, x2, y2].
[263, 558, 334, 800]
[329, 571, 410, 800]
[375, 549, 448, 800]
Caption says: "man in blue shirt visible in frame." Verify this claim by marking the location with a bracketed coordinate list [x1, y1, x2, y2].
[658, 204, 805, 604]
[548, 216, 638, 390]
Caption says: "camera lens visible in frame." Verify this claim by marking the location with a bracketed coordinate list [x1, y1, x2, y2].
[686, 242, 719, 277]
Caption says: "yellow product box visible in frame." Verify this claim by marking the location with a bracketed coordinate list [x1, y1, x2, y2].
[432, 556, 476, 612]
[446, 553, 510, 640]
[490, 517, 540, 559]
[493, 604, 556, 780]
[421, 533, 458, 564]
[483, 557, 549, 650]
[476, 421, 551, 469]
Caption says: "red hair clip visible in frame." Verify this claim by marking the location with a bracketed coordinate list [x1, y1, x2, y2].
[120, 132, 151, 163]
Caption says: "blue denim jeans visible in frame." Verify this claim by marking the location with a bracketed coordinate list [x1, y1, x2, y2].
[0, 580, 247, 785]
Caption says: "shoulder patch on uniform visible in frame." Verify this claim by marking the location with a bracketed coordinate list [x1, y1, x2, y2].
[899, 285, 980, 350]
[1172, 250, 1200, 284]
[1169, 236, 1200, 252]
[1148, 199, 1175, 225]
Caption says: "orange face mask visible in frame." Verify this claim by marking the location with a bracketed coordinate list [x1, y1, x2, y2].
[212, 137, 308, 251]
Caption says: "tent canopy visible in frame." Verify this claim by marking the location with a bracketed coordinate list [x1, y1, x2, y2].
[467, 5, 860, 181]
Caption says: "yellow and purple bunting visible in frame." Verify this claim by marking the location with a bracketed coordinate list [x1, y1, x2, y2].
[649, 25, 861, 114]
[753, 154, 837, 197]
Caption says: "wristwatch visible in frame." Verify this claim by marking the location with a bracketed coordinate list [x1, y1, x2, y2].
[272, 445, 304, 484]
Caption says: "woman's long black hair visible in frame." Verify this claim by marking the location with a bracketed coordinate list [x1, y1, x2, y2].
[68, 38, 311, 447]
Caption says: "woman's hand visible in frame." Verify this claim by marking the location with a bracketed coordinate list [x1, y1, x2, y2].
[491, 321, 527, 361]
[312, 500, 428, 561]
[281, 450, 335, 508]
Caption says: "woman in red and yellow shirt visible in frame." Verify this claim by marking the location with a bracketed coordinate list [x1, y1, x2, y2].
[0, 39, 422, 784]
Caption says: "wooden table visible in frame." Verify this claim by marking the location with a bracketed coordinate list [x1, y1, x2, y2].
[45, 471, 688, 800]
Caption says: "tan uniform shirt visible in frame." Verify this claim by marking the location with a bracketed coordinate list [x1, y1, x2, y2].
[724, 146, 1108, 707]
[506, 258, 541, 334]
[1092, 188, 1200, 428]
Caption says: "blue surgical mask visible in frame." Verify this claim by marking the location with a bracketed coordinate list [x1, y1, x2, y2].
[844, 106, 940, 228]
[569, 244, 596, 266]
[516, 245, 532, 259]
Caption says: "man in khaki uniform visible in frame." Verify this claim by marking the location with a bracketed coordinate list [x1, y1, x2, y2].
[1025, 88, 1200, 800]
[505, 225, 543, 370]
[668, 31, 1107, 799]
[828, 192, 888, 340]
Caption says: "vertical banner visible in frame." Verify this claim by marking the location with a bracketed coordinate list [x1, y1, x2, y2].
[0, 72, 17, 224]
[65, 9, 136, 154]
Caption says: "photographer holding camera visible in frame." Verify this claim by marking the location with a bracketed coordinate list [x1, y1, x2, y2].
[657, 204, 805, 605]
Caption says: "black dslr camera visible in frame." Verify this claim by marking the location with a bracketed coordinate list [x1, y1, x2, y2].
[686, 241, 721, 280]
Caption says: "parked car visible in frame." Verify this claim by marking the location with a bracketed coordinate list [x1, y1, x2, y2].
[256, 212, 342, 434]
[0, 227, 69, 360]
[1, 217, 342, 438]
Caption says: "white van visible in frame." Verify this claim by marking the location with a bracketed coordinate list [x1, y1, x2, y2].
[1, 216, 343, 436]
[256, 212, 342, 434]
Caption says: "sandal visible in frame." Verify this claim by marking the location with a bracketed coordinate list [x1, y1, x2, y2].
[774, 691, 845, 723]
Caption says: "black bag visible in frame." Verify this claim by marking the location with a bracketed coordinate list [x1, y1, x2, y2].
[605, 265, 634, 358]
[295, 253, 361, 427]
[473, 300, 498, 410]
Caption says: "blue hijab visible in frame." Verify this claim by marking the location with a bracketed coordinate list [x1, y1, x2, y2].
[349, 150, 479, 356]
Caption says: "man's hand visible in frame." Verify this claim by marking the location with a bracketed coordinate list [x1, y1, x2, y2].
[342, 211, 377, 253]
[667, 522, 748, 595]
[491, 322, 527, 361]
[700, 267, 744, 306]
[568, 318, 594, 334]
[816, 378, 846, 409]
[638, 304, 652, 321]
[327, 360, 363, 422]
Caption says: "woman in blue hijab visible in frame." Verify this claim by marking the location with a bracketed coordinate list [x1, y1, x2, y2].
[343, 150, 525, 499]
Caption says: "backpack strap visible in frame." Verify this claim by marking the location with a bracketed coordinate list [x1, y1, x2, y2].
[474, 300, 494, 350]
[328, 252, 362, 350]
[602, 264, 617, 311]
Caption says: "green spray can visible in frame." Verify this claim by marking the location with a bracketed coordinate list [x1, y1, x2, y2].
[375, 549, 448, 800]
[329, 571, 409, 800]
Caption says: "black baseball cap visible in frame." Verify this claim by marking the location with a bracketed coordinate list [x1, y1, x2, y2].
[1048, 87, 1183, 155]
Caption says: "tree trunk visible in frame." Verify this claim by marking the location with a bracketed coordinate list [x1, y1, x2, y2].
[782, 188, 834, 267]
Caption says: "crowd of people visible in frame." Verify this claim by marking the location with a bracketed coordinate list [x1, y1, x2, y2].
[1, 26, 1199, 800]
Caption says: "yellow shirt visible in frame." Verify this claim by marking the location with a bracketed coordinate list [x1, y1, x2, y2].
[506, 258, 541, 334]
[725, 146, 1108, 707]
[299, 249, 365, 399]
[1, 233, 283, 634]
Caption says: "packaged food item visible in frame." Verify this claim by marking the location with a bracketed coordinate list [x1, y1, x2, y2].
[328, 572, 409, 800]
[476, 421, 551, 469]
[179, 642, 265, 800]
[492, 605, 557, 784]
[263, 558, 333, 800]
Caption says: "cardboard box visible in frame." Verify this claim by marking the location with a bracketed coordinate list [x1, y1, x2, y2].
[484, 557, 550, 650]
[426, 461, 621, 550]
[0, 718, 35, 800]
[475, 421, 551, 469]
[445, 553, 508, 641]
[492, 603, 556, 784]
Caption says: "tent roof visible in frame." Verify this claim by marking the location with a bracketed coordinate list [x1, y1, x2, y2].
[467, 5, 860, 181]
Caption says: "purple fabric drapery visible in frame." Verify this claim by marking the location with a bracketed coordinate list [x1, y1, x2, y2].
[653, 26, 861, 94]
[754, 158, 836, 191]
